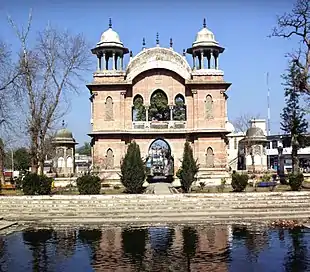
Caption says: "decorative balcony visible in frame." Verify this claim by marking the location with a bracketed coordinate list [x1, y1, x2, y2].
[132, 121, 186, 130]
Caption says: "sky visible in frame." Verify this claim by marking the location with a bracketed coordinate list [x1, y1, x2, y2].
[0, 0, 302, 146]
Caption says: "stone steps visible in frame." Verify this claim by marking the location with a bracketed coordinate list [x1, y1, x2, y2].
[2, 204, 310, 213]
[4, 209, 310, 220]
[2, 193, 310, 224]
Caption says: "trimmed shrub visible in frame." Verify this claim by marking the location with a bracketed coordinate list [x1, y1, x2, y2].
[261, 174, 271, 182]
[120, 141, 145, 194]
[231, 172, 249, 192]
[76, 174, 101, 195]
[288, 172, 304, 191]
[177, 141, 199, 193]
[22, 173, 53, 195]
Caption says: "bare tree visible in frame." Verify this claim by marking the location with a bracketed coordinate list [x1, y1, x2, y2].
[271, 0, 310, 95]
[233, 113, 262, 133]
[9, 12, 91, 174]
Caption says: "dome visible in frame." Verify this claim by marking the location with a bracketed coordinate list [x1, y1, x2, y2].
[246, 127, 265, 138]
[99, 28, 123, 46]
[225, 121, 235, 133]
[191, 19, 223, 51]
[195, 27, 216, 43]
[244, 127, 267, 143]
[55, 128, 73, 139]
[96, 19, 124, 47]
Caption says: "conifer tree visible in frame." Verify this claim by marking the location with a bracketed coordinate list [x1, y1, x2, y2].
[177, 141, 199, 193]
[120, 141, 146, 194]
[281, 61, 308, 174]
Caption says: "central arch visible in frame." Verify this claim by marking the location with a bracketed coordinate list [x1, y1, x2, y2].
[146, 138, 174, 182]
[126, 47, 192, 81]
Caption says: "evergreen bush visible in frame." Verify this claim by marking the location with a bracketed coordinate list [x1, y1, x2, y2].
[177, 141, 199, 193]
[231, 172, 248, 192]
[120, 141, 146, 194]
[288, 172, 304, 191]
[76, 174, 101, 195]
[22, 173, 53, 195]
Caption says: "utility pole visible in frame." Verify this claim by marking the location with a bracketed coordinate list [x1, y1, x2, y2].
[267, 72, 271, 169]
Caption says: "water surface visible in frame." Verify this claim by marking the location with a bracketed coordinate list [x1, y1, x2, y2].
[1, 224, 310, 271]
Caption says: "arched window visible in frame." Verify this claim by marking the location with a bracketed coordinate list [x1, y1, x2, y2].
[57, 157, 65, 168]
[105, 96, 114, 121]
[173, 94, 186, 121]
[206, 147, 214, 168]
[106, 149, 114, 169]
[132, 95, 146, 121]
[67, 156, 73, 168]
[149, 89, 169, 121]
[205, 95, 213, 120]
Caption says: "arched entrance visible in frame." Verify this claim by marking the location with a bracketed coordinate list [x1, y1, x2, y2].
[146, 138, 174, 183]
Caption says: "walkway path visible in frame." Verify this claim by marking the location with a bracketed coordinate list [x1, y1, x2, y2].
[153, 183, 173, 195]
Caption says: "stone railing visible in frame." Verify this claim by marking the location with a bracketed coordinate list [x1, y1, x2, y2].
[132, 121, 186, 130]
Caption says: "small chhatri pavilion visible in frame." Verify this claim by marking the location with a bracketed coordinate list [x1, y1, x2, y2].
[53, 121, 78, 177]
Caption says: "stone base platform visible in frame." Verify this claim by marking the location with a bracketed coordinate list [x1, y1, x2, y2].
[1, 192, 310, 225]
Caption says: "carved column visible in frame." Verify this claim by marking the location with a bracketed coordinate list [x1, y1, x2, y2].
[121, 91, 126, 129]
[207, 51, 211, 69]
[145, 105, 149, 122]
[200, 51, 204, 69]
[112, 52, 116, 70]
[169, 105, 174, 121]
[102, 53, 106, 70]
[97, 56, 101, 71]
[192, 54, 196, 70]
[64, 147, 67, 176]
[120, 56, 123, 71]
[192, 89, 198, 129]
[216, 53, 219, 69]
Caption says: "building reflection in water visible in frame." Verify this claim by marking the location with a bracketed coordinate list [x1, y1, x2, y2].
[92, 225, 230, 272]
[1, 224, 310, 271]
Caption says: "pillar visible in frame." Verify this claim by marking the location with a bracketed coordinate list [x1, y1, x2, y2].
[207, 51, 211, 69]
[102, 53, 106, 70]
[145, 105, 149, 122]
[112, 52, 116, 70]
[192, 55, 196, 70]
[97, 56, 101, 71]
[120, 56, 123, 71]
[200, 51, 204, 69]
[169, 105, 174, 121]
[216, 54, 219, 69]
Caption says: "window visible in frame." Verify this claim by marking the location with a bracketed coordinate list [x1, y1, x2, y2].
[206, 147, 214, 167]
[106, 149, 114, 169]
[105, 96, 114, 121]
[205, 95, 213, 120]
[272, 140, 278, 149]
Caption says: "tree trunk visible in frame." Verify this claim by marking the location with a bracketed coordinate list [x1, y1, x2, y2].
[39, 159, 44, 176]
[291, 135, 299, 174]
[30, 132, 39, 174]
[0, 143, 5, 187]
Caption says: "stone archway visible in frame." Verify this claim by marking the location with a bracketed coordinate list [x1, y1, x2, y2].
[146, 138, 174, 182]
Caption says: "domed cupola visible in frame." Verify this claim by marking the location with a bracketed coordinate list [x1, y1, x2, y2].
[91, 19, 129, 71]
[186, 18, 224, 70]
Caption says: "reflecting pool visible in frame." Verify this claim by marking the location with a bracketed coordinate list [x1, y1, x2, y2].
[1, 224, 310, 271]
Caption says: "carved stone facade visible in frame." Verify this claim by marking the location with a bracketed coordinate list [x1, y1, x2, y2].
[88, 19, 232, 185]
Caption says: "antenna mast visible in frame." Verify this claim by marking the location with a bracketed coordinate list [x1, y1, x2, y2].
[267, 72, 271, 136]
[267, 72, 271, 169]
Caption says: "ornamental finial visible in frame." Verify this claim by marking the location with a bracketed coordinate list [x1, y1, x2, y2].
[109, 18, 112, 28]
[203, 18, 206, 28]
